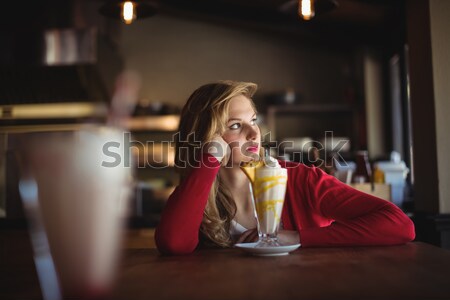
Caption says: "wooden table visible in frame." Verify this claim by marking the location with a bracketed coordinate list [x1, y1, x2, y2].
[2, 230, 450, 299]
[112, 242, 450, 300]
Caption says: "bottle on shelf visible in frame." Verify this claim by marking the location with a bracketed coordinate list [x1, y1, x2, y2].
[353, 150, 372, 183]
[373, 166, 385, 183]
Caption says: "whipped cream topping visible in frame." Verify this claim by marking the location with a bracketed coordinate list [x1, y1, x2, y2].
[263, 155, 280, 168]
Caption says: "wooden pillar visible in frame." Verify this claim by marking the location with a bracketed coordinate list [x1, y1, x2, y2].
[406, 0, 439, 213]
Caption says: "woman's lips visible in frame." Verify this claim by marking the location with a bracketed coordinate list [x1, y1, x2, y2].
[246, 146, 259, 153]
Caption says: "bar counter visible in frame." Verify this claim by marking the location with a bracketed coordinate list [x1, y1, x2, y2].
[112, 242, 450, 300]
[2, 229, 450, 299]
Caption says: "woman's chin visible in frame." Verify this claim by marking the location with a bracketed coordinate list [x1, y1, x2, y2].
[245, 152, 261, 161]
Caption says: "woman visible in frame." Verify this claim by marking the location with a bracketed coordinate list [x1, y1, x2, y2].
[155, 80, 415, 255]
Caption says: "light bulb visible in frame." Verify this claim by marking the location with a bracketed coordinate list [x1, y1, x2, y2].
[122, 1, 136, 24]
[299, 0, 315, 21]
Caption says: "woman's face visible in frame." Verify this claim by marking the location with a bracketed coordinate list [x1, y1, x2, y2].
[222, 94, 261, 165]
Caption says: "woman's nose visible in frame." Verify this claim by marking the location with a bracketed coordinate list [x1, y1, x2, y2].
[246, 124, 259, 141]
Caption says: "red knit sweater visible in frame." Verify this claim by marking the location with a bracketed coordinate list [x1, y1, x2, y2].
[155, 154, 415, 255]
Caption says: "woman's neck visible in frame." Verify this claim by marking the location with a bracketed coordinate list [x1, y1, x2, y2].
[219, 165, 249, 190]
[220, 165, 256, 228]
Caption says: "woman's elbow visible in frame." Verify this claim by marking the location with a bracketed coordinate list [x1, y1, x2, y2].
[156, 241, 197, 255]
[400, 216, 416, 242]
[155, 230, 198, 255]
[385, 204, 416, 243]
[390, 213, 416, 244]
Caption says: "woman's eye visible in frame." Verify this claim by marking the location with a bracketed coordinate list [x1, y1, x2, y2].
[250, 118, 257, 125]
[229, 123, 241, 130]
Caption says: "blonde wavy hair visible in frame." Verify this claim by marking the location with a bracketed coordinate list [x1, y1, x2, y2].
[175, 80, 258, 247]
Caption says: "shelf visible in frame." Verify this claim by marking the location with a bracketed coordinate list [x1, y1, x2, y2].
[0, 123, 94, 133]
[267, 104, 354, 114]
[0, 102, 108, 119]
[265, 104, 357, 146]
[121, 115, 180, 132]
[0, 116, 179, 134]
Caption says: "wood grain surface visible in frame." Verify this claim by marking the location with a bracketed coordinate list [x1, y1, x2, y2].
[2, 229, 450, 300]
[112, 242, 450, 300]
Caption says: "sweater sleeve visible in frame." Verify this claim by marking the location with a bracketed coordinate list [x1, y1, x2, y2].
[155, 153, 221, 255]
[299, 166, 415, 247]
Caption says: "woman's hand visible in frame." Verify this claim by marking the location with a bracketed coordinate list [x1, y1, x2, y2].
[204, 135, 230, 164]
[235, 228, 259, 244]
[278, 230, 300, 245]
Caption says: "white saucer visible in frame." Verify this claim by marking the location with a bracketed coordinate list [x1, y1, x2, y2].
[234, 242, 301, 256]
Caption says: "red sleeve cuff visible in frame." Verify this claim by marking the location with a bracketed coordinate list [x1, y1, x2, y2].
[200, 152, 221, 168]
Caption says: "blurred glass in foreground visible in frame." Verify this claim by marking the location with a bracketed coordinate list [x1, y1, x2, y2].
[16, 69, 140, 299]
[18, 126, 133, 299]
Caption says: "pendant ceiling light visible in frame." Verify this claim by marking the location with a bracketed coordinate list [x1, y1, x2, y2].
[99, 0, 157, 25]
[298, 0, 338, 21]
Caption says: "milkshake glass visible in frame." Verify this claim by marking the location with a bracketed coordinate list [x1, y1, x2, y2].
[251, 161, 288, 247]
